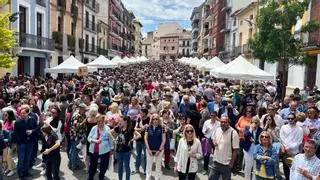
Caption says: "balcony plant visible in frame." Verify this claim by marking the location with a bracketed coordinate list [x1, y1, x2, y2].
[67, 35, 75, 51]
[78, 38, 84, 50]
[52, 31, 63, 49]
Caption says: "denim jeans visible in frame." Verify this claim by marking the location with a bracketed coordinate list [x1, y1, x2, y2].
[135, 141, 146, 172]
[17, 143, 34, 177]
[68, 140, 80, 170]
[117, 151, 131, 180]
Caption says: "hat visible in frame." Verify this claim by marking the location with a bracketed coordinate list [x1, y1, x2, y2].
[112, 95, 122, 102]
[78, 103, 87, 109]
[225, 98, 233, 103]
[163, 86, 172, 92]
[164, 92, 173, 97]
[233, 85, 240, 91]
[239, 90, 245, 96]
[151, 97, 159, 101]
[163, 101, 171, 109]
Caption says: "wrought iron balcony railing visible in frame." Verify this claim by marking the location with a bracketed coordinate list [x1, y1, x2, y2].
[19, 33, 54, 51]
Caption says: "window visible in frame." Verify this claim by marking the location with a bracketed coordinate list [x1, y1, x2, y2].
[85, 11, 89, 28]
[232, 33, 236, 47]
[183, 41, 185, 46]
[187, 49, 189, 55]
[239, 32, 243, 46]
[19, 6, 26, 34]
[71, 22, 75, 36]
[85, 34, 89, 51]
[163, 46, 166, 50]
[250, 14, 254, 20]
[58, 16, 62, 32]
[240, 20, 243, 25]
[249, 29, 253, 39]
[92, 15, 95, 31]
[187, 41, 189, 46]
[182, 49, 185, 55]
[172, 46, 175, 50]
[58, 56, 63, 64]
[233, 18, 237, 26]
[36, 13, 42, 37]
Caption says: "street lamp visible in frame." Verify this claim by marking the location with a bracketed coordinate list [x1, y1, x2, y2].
[9, 12, 21, 22]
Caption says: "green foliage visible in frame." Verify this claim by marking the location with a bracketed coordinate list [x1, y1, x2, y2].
[67, 35, 75, 50]
[249, 0, 320, 65]
[0, 2, 16, 68]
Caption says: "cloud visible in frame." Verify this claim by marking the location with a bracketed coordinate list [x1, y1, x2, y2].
[122, 0, 203, 21]
[139, 19, 155, 24]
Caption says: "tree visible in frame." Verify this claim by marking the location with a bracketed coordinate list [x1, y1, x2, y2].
[249, 0, 320, 98]
[0, 0, 16, 68]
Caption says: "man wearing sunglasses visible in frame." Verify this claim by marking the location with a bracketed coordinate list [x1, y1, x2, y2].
[280, 113, 304, 179]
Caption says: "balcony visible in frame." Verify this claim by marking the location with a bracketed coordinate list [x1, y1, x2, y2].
[36, 0, 46, 7]
[84, 43, 98, 54]
[243, 44, 252, 54]
[204, 48, 209, 54]
[234, 46, 242, 55]
[192, 38, 198, 44]
[301, 40, 320, 51]
[98, 48, 108, 56]
[112, 44, 120, 51]
[85, 0, 99, 13]
[84, 20, 97, 32]
[67, 35, 75, 51]
[71, 4, 78, 18]
[19, 33, 54, 51]
[112, 11, 122, 21]
[220, 22, 231, 33]
[192, 27, 199, 34]
[204, 29, 210, 37]
[221, 0, 232, 12]
[191, 13, 200, 22]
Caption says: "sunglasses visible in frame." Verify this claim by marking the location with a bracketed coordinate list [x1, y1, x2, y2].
[261, 135, 270, 139]
[246, 111, 252, 113]
[186, 130, 193, 134]
[152, 118, 159, 120]
[288, 118, 295, 120]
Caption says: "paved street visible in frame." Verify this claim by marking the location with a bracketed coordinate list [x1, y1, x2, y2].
[7, 148, 246, 180]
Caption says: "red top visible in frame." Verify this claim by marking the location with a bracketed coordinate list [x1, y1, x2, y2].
[94, 129, 100, 153]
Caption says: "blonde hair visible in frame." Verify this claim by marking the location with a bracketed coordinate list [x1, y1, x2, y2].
[150, 113, 162, 125]
[259, 131, 273, 145]
[251, 116, 260, 127]
[183, 124, 197, 140]
[109, 102, 120, 113]
[88, 106, 98, 117]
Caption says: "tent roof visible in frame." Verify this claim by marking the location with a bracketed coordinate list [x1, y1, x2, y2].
[86, 55, 118, 68]
[210, 55, 274, 81]
[45, 56, 96, 73]
[198, 56, 225, 70]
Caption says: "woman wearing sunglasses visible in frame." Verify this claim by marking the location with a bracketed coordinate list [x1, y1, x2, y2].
[144, 114, 166, 180]
[174, 124, 202, 180]
[243, 116, 263, 180]
[253, 131, 277, 180]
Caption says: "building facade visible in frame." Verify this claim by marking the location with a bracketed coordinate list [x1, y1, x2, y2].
[141, 32, 153, 59]
[133, 20, 142, 56]
[13, 0, 54, 76]
[108, 0, 123, 58]
[151, 23, 183, 60]
[190, 6, 201, 57]
[159, 35, 179, 61]
[179, 30, 192, 58]
[50, 0, 83, 67]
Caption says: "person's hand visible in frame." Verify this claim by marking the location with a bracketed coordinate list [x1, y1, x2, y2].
[155, 150, 161, 157]
[174, 166, 178, 173]
[228, 162, 234, 168]
[205, 128, 209, 134]
[188, 151, 196, 158]
[148, 149, 153, 156]
[297, 167, 310, 177]
[43, 149, 51, 155]
[213, 139, 218, 146]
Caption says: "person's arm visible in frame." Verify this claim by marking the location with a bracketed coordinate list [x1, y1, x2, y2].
[144, 128, 152, 156]
[230, 131, 240, 168]
[132, 130, 141, 141]
[159, 128, 166, 151]
[43, 138, 61, 155]
[87, 126, 96, 143]
[195, 139, 203, 159]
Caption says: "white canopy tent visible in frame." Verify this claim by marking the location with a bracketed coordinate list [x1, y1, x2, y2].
[210, 55, 274, 81]
[190, 57, 206, 67]
[122, 56, 131, 64]
[45, 55, 97, 73]
[187, 57, 199, 66]
[86, 55, 118, 68]
[197, 56, 225, 71]
[140, 56, 148, 62]
[129, 57, 137, 64]
[112, 56, 128, 66]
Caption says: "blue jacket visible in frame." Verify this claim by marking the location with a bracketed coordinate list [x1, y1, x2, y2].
[87, 125, 113, 155]
[242, 126, 263, 152]
[254, 144, 277, 177]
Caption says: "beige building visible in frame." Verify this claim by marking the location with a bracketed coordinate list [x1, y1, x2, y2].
[179, 30, 192, 57]
[232, 1, 258, 61]
[133, 20, 143, 56]
[159, 35, 179, 61]
[97, 0, 109, 57]
[152, 23, 183, 60]
[141, 32, 153, 59]
[50, 0, 83, 65]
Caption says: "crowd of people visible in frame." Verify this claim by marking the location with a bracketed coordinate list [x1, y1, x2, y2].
[1, 61, 320, 180]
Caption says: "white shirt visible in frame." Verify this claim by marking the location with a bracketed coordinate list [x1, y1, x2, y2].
[280, 124, 303, 155]
[290, 154, 320, 180]
[202, 119, 220, 139]
[174, 138, 202, 173]
[212, 127, 240, 165]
